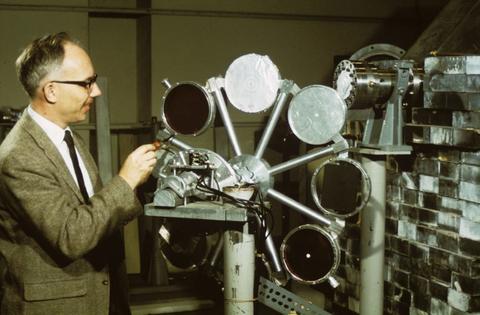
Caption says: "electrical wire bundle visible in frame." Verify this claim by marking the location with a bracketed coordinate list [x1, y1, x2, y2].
[196, 178, 274, 245]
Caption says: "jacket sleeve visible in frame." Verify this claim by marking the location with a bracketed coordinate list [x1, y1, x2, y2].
[1, 151, 142, 260]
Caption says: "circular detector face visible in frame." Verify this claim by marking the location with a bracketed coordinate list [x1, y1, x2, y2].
[225, 53, 281, 113]
[287, 85, 346, 145]
[162, 82, 214, 136]
[311, 157, 371, 218]
[281, 224, 339, 284]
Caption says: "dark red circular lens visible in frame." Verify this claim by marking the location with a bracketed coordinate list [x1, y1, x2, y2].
[163, 84, 211, 135]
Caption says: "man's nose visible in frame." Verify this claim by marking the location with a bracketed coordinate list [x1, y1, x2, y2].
[90, 82, 102, 97]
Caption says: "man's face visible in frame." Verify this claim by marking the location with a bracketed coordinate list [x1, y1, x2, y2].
[48, 43, 101, 126]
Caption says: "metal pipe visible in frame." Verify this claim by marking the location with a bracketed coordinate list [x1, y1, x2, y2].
[254, 214, 283, 274]
[254, 82, 291, 159]
[268, 146, 334, 176]
[208, 78, 242, 156]
[266, 188, 331, 227]
[224, 229, 255, 315]
[359, 156, 386, 315]
[207, 234, 224, 270]
[169, 137, 193, 151]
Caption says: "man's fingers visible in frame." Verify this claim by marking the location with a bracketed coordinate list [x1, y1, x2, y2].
[144, 151, 157, 160]
[133, 144, 156, 155]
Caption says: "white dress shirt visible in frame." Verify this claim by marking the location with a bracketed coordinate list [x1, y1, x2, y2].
[28, 106, 94, 197]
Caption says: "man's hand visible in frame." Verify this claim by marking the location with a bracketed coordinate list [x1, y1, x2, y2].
[119, 144, 157, 189]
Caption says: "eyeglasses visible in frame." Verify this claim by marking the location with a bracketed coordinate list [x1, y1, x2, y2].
[51, 74, 98, 91]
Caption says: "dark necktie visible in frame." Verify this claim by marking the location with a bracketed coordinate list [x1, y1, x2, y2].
[64, 130, 90, 204]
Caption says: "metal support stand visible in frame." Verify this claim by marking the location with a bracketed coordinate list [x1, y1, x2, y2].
[224, 228, 255, 315]
[359, 155, 386, 315]
[361, 60, 414, 153]
[145, 202, 252, 315]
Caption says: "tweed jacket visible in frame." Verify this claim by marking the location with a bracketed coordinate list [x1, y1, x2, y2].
[0, 111, 142, 314]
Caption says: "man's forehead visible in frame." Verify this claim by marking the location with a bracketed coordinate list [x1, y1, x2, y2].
[61, 43, 94, 75]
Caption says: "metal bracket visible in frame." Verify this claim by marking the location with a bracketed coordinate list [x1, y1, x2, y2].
[257, 277, 332, 315]
[361, 60, 414, 153]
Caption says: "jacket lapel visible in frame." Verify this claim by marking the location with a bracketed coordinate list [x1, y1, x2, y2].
[20, 112, 86, 203]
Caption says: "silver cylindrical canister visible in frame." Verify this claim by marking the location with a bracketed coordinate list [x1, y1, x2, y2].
[224, 230, 255, 315]
[333, 60, 395, 109]
[333, 59, 423, 109]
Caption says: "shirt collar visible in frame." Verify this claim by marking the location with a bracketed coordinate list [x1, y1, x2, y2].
[28, 105, 71, 147]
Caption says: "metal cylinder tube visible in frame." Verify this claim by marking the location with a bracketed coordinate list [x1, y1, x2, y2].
[333, 60, 395, 109]
[333, 60, 423, 109]
[224, 229, 255, 315]
[359, 156, 386, 315]
[266, 188, 332, 227]
[255, 89, 290, 159]
[268, 146, 334, 176]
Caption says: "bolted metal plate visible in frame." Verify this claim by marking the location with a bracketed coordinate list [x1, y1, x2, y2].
[288, 85, 346, 145]
[229, 154, 273, 194]
[350, 43, 405, 61]
[225, 53, 281, 113]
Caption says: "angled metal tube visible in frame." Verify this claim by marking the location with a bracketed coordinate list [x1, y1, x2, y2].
[254, 214, 283, 274]
[207, 234, 224, 269]
[266, 188, 331, 227]
[268, 146, 334, 176]
[169, 137, 193, 151]
[254, 80, 294, 160]
[207, 78, 242, 157]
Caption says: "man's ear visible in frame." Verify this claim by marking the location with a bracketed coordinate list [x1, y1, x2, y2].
[42, 82, 57, 103]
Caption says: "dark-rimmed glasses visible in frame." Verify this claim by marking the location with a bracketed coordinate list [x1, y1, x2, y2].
[51, 74, 98, 91]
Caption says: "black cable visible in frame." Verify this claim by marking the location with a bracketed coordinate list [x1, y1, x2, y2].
[196, 178, 274, 242]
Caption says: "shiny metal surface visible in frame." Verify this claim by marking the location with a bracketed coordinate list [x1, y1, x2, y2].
[207, 77, 243, 156]
[287, 85, 346, 145]
[266, 188, 332, 228]
[254, 80, 296, 160]
[268, 146, 335, 176]
[229, 154, 272, 194]
[333, 59, 423, 109]
[333, 60, 395, 109]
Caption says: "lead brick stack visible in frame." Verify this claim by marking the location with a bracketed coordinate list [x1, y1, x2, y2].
[385, 56, 480, 315]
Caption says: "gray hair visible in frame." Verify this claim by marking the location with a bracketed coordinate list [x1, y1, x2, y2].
[15, 32, 80, 98]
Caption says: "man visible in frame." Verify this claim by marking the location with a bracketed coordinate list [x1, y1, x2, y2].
[0, 32, 157, 314]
